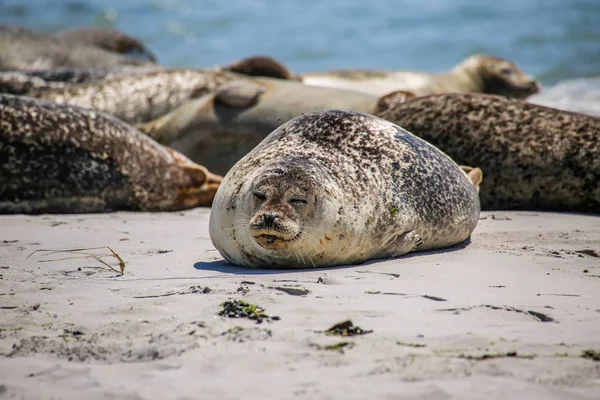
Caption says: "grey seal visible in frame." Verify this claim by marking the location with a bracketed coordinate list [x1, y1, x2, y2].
[137, 78, 381, 175]
[0, 66, 163, 95]
[302, 54, 539, 98]
[28, 69, 247, 124]
[375, 92, 600, 212]
[53, 27, 157, 62]
[0, 94, 222, 214]
[0, 25, 151, 70]
[209, 110, 481, 268]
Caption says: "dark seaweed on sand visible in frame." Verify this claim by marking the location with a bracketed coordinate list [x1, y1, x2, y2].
[218, 300, 280, 323]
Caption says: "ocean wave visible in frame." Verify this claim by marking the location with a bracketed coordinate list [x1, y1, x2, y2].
[529, 77, 600, 117]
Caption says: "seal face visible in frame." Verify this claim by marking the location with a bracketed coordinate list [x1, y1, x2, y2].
[457, 55, 539, 99]
[375, 93, 600, 212]
[301, 54, 539, 99]
[209, 110, 481, 269]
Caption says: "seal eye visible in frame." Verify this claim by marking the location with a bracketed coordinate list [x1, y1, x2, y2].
[499, 67, 514, 76]
[289, 198, 307, 205]
[253, 191, 267, 201]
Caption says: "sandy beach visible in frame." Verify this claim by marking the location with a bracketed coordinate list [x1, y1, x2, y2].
[1, 209, 599, 399]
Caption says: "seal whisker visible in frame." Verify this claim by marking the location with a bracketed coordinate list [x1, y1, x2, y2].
[299, 247, 316, 268]
[298, 232, 321, 255]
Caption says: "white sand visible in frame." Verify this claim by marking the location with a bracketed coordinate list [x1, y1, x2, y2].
[1, 209, 599, 399]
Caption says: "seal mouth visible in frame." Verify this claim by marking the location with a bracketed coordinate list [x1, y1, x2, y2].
[253, 231, 302, 247]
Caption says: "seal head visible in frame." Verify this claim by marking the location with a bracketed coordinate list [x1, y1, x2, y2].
[455, 55, 540, 98]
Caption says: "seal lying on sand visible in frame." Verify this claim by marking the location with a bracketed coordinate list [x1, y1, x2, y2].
[28, 69, 247, 124]
[0, 94, 222, 214]
[209, 110, 481, 269]
[137, 78, 381, 175]
[302, 54, 539, 98]
[0, 25, 151, 70]
[53, 27, 157, 62]
[375, 92, 600, 212]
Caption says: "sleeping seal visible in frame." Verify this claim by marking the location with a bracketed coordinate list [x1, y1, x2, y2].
[0, 55, 286, 96]
[209, 110, 481, 269]
[375, 92, 600, 212]
[302, 54, 539, 98]
[137, 78, 381, 175]
[0, 25, 151, 70]
[29, 69, 246, 124]
[53, 27, 157, 62]
[0, 94, 221, 214]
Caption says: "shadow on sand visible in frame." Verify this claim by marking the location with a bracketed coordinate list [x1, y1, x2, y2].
[193, 237, 472, 275]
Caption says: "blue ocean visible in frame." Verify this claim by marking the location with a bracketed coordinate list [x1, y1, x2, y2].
[2, 0, 600, 113]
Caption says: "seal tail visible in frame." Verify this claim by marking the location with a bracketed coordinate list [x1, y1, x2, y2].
[459, 166, 483, 193]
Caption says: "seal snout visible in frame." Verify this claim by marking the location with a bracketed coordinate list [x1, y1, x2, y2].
[249, 210, 300, 248]
[262, 212, 279, 228]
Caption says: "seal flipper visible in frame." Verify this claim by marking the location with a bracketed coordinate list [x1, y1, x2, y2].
[214, 80, 265, 109]
[373, 90, 417, 114]
[166, 147, 223, 208]
[459, 166, 483, 193]
[381, 230, 423, 259]
[224, 56, 296, 80]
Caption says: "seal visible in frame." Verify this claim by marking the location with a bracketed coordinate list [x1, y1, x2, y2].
[28, 68, 248, 124]
[137, 78, 381, 175]
[208, 110, 481, 269]
[301, 54, 540, 98]
[0, 25, 151, 70]
[375, 92, 600, 212]
[0, 94, 222, 214]
[0, 66, 163, 95]
[53, 27, 157, 62]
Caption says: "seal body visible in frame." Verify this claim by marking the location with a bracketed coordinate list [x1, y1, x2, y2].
[138, 78, 380, 175]
[0, 25, 150, 70]
[375, 93, 600, 212]
[0, 66, 163, 95]
[29, 69, 244, 124]
[0, 94, 221, 214]
[53, 27, 157, 62]
[209, 110, 480, 269]
[302, 54, 539, 99]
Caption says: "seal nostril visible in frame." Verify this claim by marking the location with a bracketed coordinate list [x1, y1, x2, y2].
[263, 213, 278, 227]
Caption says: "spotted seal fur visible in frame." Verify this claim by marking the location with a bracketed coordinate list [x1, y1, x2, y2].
[301, 54, 539, 98]
[375, 92, 600, 212]
[137, 78, 381, 175]
[0, 94, 221, 214]
[0, 66, 163, 95]
[28, 69, 248, 124]
[209, 110, 481, 268]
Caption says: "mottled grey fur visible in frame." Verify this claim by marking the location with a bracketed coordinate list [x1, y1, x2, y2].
[0, 94, 215, 214]
[28, 69, 244, 124]
[376, 93, 600, 212]
[0, 66, 163, 95]
[209, 110, 480, 268]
